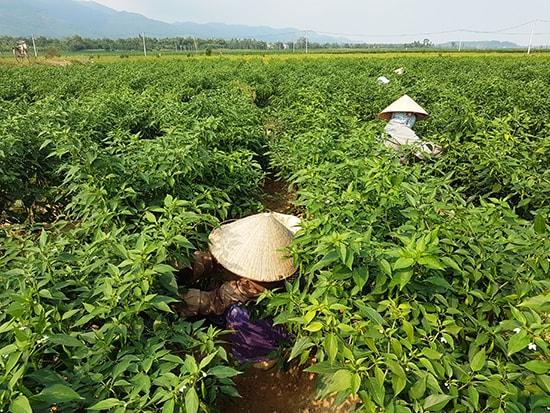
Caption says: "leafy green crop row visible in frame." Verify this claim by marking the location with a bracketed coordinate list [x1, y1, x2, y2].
[264, 55, 550, 412]
[1, 59, 270, 412]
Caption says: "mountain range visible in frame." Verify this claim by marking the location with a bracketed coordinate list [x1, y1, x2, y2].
[1, 0, 523, 48]
[0, 0, 352, 44]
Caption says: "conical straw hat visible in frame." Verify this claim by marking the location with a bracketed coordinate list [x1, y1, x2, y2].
[378, 94, 429, 121]
[208, 212, 300, 282]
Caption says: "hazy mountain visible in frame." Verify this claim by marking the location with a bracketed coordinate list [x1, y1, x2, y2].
[0, 0, 352, 43]
[1, 0, 524, 48]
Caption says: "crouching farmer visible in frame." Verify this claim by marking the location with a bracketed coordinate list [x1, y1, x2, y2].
[378, 94, 445, 160]
[175, 212, 301, 366]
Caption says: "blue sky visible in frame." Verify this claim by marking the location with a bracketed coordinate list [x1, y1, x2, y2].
[83, 0, 550, 46]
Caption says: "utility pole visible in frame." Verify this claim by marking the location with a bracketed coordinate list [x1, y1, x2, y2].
[142, 32, 147, 56]
[31, 34, 37, 57]
[305, 30, 309, 54]
[527, 19, 537, 54]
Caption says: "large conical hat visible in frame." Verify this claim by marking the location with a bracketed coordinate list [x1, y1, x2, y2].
[208, 212, 300, 282]
[378, 94, 429, 121]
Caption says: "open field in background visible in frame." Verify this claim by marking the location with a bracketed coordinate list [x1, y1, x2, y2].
[2, 48, 550, 65]
[1, 53, 549, 412]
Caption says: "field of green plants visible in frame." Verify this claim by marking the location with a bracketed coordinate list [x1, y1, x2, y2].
[1, 53, 549, 412]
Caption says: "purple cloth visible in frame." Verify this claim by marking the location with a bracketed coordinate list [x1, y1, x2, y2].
[225, 303, 290, 363]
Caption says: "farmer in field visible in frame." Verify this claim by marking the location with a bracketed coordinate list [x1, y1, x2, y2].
[378, 94, 445, 159]
[175, 211, 300, 365]
[14, 40, 28, 57]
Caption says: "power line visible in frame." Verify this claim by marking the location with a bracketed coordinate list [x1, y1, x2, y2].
[314, 19, 550, 40]
[31, 18, 550, 47]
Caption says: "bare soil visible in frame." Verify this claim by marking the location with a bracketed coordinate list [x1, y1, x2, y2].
[261, 177, 299, 216]
[217, 362, 359, 413]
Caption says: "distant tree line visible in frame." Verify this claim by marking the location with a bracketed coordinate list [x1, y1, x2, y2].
[0, 34, 434, 55]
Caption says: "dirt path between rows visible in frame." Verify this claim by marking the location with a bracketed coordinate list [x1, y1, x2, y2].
[217, 177, 359, 413]
[217, 362, 358, 413]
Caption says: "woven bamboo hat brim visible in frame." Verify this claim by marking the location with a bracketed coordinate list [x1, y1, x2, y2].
[271, 211, 301, 235]
[378, 94, 429, 121]
[208, 212, 300, 282]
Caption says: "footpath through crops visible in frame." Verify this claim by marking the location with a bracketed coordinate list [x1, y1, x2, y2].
[1, 53, 550, 412]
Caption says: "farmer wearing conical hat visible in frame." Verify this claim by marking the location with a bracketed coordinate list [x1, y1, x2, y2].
[175, 212, 300, 364]
[176, 211, 300, 317]
[378, 94, 445, 159]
